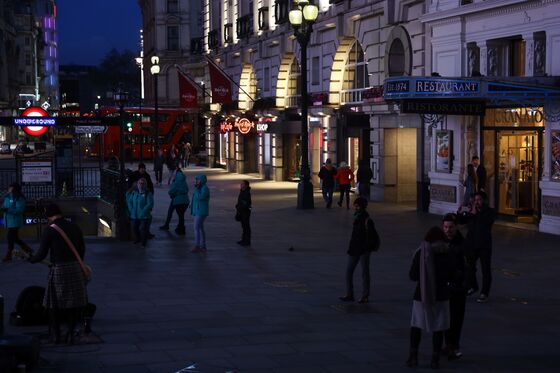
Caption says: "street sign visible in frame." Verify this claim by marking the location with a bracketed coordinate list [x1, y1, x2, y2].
[74, 125, 107, 134]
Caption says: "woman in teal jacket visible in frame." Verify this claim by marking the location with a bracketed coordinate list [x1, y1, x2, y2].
[191, 174, 209, 252]
[160, 169, 189, 235]
[126, 178, 154, 248]
[2, 183, 32, 262]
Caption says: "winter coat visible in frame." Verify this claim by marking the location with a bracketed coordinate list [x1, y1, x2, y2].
[347, 210, 375, 256]
[462, 176, 477, 206]
[318, 165, 337, 188]
[169, 170, 189, 206]
[126, 188, 154, 220]
[476, 165, 487, 191]
[447, 231, 467, 295]
[191, 174, 210, 216]
[128, 170, 154, 193]
[2, 193, 26, 228]
[236, 187, 252, 215]
[460, 206, 495, 250]
[356, 166, 373, 184]
[153, 154, 165, 171]
[335, 167, 354, 186]
[409, 242, 453, 302]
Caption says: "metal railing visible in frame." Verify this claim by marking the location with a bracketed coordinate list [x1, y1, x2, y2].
[340, 88, 366, 104]
[286, 95, 302, 108]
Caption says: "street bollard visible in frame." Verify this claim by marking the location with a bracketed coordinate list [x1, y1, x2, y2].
[0, 293, 4, 335]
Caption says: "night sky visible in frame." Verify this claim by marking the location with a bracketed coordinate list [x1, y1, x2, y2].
[57, 0, 142, 66]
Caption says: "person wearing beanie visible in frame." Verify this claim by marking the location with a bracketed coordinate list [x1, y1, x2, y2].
[29, 203, 88, 344]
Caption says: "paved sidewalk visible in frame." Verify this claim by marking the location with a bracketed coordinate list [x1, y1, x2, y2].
[1, 167, 559, 372]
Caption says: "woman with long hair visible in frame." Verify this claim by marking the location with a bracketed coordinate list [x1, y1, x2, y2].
[2, 183, 32, 262]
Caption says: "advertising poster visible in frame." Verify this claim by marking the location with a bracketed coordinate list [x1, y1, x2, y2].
[552, 130, 560, 181]
[436, 130, 452, 173]
[21, 161, 52, 183]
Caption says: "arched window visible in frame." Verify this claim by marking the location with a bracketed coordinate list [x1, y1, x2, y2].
[388, 39, 405, 76]
[286, 59, 301, 107]
[341, 42, 369, 103]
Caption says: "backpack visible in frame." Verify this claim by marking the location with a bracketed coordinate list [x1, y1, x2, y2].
[365, 218, 380, 252]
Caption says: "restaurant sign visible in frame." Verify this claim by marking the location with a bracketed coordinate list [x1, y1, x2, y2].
[430, 184, 456, 203]
[384, 77, 482, 100]
[542, 196, 560, 217]
[401, 100, 485, 115]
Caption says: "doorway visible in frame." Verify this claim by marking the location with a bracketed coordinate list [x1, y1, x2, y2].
[496, 130, 541, 221]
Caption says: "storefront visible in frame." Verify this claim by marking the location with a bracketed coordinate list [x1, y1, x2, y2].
[384, 76, 560, 235]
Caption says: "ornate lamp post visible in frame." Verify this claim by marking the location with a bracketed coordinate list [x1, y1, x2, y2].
[135, 55, 144, 162]
[114, 86, 130, 240]
[289, 0, 318, 209]
[150, 56, 160, 154]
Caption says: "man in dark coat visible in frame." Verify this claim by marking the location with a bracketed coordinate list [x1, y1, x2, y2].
[29, 203, 88, 344]
[356, 160, 373, 199]
[459, 191, 495, 303]
[442, 213, 467, 360]
[236, 180, 252, 246]
[128, 163, 154, 193]
[471, 156, 487, 192]
[318, 158, 337, 208]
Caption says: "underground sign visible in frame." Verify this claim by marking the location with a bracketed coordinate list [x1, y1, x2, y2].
[16, 107, 55, 137]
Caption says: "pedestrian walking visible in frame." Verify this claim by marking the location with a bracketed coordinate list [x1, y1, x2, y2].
[356, 160, 373, 199]
[335, 161, 354, 209]
[191, 174, 210, 253]
[235, 180, 252, 246]
[442, 213, 467, 360]
[126, 178, 154, 248]
[29, 203, 88, 344]
[462, 164, 478, 207]
[153, 148, 165, 186]
[318, 158, 337, 208]
[183, 142, 192, 168]
[459, 191, 495, 303]
[2, 182, 33, 262]
[471, 156, 487, 192]
[406, 226, 453, 369]
[159, 169, 189, 235]
[339, 197, 378, 304]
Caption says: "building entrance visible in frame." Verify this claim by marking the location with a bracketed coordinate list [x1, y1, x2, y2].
[496, 130, 541, 221]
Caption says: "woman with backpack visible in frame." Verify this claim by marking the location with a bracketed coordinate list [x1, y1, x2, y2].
[339, 197, 378, 304]
[2, 183, 33, 262]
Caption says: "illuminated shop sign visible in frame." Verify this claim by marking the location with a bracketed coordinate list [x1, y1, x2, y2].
[235, 118, 255, 135]
[415, 79, 480, 94]
[256, 123, 269, 132]
[13, 118, 56, 126]
[219, 121, 233, 133]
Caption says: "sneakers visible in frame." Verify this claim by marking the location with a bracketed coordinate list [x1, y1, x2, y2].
[466, 288, 478, 296]
[448, 349, 463, 360]
[476, 294, 488, 303]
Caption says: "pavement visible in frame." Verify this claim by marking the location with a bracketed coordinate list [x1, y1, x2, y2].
[1, 166, 559, 372]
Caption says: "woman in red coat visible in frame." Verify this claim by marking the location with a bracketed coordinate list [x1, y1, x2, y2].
[335, 161, 354, 209]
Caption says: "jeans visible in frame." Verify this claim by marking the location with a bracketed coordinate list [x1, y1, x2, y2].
[338, 184, 351, 207]
[345, 252, 371, 298]
[467, 247, 492, 295]
[322, 186, 334, 207]
[193, 215, 207, 248]
[132, 219, 150, 246]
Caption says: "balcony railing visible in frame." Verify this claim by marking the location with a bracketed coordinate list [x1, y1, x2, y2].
[237, 14, 253, 39]
[190, 37, 203, 54]
[224, 23, 233, 43]
[208, 29, 219, 49]
[340, 88, 367, 105]
[285, 95, 301, 108]
[275, 0, 290, 25]
[258, 6, 269, 31]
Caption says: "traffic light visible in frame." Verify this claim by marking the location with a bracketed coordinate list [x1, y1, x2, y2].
[126, 120, 133, 132]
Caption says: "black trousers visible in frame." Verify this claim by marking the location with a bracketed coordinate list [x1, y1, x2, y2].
[7, 227, 27, 250]
[467, 247, 492, 295]
[239, 211, 251, 243]
[338, 184, 351, 207]
[345, 253, 371, 298]
[445, 293, 466, 349]
[154, 169, 163, 184]
[164, 202, 187, 228]
[132, 219, 150, 245]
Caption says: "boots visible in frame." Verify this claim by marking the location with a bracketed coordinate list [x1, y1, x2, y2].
[431, 352, 440, 369]
[175, 226, 185, 236]
[406, 349, 418, 367]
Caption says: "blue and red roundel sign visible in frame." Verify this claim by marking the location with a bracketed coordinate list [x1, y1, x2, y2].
[19, 107, 52, 137]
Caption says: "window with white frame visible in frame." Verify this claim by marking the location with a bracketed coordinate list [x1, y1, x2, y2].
[343, 42, 369, 90]
[287, 59, 301, 107]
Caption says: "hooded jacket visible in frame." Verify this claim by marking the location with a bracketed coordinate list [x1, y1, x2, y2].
[2, 193, 26, 228]
[191, 174, 210, 216]
[126, 186, 154, 220]
[335, 167, 354, 186]
[169, 170, 189, 206]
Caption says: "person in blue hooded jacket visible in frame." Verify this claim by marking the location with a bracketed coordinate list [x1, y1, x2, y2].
[191, 174, 209, 252]
[126, 177, 154, 248]
[2, 183, 32, 262]
[160, 169, 189, 235]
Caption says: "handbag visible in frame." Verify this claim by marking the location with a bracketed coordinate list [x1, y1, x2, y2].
[50, 224, 92, 282]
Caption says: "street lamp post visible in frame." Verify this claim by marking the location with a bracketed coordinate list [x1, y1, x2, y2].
[289, 0, 318, 209]
[114, 86, 130, 240]
[150, 56, 160, 155]
[136, 55, 144, 162]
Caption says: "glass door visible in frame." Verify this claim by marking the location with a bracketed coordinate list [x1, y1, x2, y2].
[497, 131, 540, 220]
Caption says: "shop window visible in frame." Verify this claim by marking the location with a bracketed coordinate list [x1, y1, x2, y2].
[388, 39, 405, 77]
[167, 26, 179, 51]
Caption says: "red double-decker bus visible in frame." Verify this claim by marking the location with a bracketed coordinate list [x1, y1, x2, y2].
[93, 107, 193, 160]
